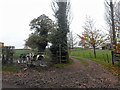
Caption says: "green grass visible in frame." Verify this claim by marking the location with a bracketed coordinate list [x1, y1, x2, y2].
[36, 66, 41, 70]
[70, 49, 112, 64]
[72, 57, 89, 66]
[54, 59, 74, 68]
[44, 55, 50, 59]
[2, 65, 20, 72]
[14, 49, 32, 56]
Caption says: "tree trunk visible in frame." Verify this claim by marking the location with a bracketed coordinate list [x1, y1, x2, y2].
[93, 45, 96, 58]
[110, 1, 116, 45]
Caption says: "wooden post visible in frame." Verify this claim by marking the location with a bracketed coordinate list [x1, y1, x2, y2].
[111, 51, 114, 65]
[89, 50, 91, 58]
[103, 54, 106, 62]
[106, 54, 109, 63]
[59, 44, 61, 63]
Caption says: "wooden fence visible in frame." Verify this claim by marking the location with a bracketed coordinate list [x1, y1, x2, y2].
[111, 51, 120, 65]
[2, 46, 15, 64]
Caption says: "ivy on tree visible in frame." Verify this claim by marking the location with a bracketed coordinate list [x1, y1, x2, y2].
[50, 0, 71, 63]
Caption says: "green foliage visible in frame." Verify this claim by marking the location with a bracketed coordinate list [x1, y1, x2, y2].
[2, 65, 20, 72]
[50, 1, 70, 63]
[25, 14, 55, 52]
[44, 55, 50, 59]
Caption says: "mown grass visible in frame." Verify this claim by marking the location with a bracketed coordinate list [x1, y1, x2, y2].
[14, 49, 32, 56]
[72, 57, 89, 66]
[54, 59, 74, 68]
[2, 65, 20, 72]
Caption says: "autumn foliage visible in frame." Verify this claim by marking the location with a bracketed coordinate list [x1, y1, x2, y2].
[77, 16, 110, 58]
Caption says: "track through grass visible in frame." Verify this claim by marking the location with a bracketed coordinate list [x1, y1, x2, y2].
[71, 57, 89, 66]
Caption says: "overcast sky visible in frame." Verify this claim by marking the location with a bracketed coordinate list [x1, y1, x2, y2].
[0, 0, 108, 49]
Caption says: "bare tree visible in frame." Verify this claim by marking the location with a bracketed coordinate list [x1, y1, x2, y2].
[68, 31, 77, 49]
[104, 0, 120, 45]
[51, 0, 72, 26]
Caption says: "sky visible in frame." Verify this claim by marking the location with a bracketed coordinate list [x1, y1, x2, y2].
[0, 0, 107, 49]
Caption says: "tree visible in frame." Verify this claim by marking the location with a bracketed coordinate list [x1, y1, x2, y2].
[25, 34, 40, 50]
[25, 14, 55, 52]
[67, 31, 77, 49]
[50, 0, 71, 63]
[77, 16, 109, 58]
[104, 0, 120, 44]
[104, 0, 114, 44]
[104, 0, 120, 52]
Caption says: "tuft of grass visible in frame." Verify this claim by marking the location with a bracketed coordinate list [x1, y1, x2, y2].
[36, 66, 41, 70]
[72, 57, 89, 66]
[2, 65, 20, 72]
[54, 59, 74, 68]
[44, 55, 50, 59]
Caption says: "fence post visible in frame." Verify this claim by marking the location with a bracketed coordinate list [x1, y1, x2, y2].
[103, 54, 106, 62]
[106, 54, 109, 63]
[89, 52, 91, 58]
[59, 44, 61, 63]
[111, 51, 114, 65]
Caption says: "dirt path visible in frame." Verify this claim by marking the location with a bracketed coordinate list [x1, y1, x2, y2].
[2, 81, 21, 88]
[2, 57, 120, 88]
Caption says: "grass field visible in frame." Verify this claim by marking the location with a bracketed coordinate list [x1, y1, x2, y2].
[70, 49, 112, 64]
[14, 49, 32, 56]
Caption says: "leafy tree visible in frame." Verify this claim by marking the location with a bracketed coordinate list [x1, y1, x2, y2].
[78, 16, 109, 58]
[50, 0, 71, 63]
[25, 14, 55, 52]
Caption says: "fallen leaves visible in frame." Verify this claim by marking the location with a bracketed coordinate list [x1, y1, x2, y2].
[104, 64, 120, 76]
